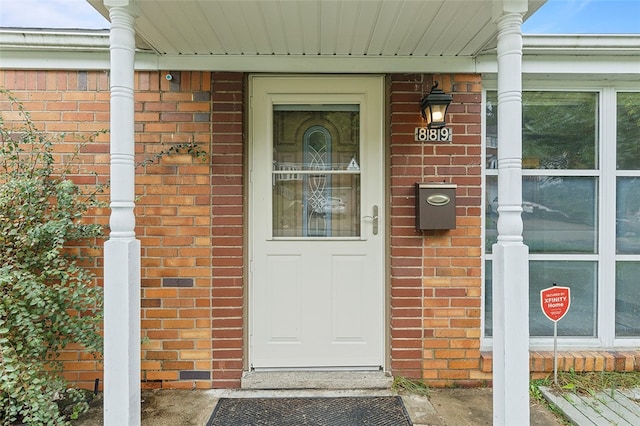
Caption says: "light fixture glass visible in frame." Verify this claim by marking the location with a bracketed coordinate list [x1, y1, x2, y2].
[420, 82, 453, 129]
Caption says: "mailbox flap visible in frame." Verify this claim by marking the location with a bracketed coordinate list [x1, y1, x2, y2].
[415, 183, 457, 230]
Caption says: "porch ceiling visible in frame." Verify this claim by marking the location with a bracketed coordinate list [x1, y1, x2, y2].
[89, 0, 544, 58]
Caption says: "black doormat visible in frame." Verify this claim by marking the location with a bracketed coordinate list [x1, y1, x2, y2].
[206, 396, 413, 426]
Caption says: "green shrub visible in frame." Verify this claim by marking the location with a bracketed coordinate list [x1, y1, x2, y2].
[0, 90, 105, 425]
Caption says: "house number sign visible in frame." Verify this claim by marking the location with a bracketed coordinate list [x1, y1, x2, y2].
[414, 127, 452, 142]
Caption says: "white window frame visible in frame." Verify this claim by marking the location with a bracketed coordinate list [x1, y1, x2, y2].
[481, 80, 640, 351]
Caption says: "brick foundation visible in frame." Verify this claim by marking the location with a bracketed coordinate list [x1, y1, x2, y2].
[482, 351, 640, 380]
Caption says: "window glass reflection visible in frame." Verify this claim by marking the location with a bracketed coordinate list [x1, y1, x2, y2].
[523, 177, 597, 253]
[485, 261, 597, 337]
[486, 177, 597, 254]
[617, 177, 640, 254]
[273, 174, 361, 238]
[616, 262, 640, 337]
[485, 91, 598, 170]
[485, 176, 497, 252]
[617, 92, 640, 170]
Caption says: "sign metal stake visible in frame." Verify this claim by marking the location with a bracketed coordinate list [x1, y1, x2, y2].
[553, 319, 558, 385]
[540, 282, 571, 387]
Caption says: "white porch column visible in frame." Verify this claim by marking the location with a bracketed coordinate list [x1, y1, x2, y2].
[103, 1, 140, 425]
[492, 1, 529, 425]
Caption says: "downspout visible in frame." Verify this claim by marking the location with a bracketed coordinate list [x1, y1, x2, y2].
[103, 0, 140, 424]
[492, 0, 530, 425]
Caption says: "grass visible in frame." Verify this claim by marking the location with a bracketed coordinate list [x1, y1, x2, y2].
[530, 377, 571, 423]
[530, 370, 640, 398]
[391, 376, 431, 397]
[554, 370, 640, 395]
[530, 371, 640, 425]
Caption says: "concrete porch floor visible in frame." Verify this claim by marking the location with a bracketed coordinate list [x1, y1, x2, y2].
[75, 387, 563, 425]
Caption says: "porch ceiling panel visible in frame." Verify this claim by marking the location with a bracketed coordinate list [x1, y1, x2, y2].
[89, 0, 545, 58]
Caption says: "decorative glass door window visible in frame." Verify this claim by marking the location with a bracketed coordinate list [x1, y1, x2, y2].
[272, 105, 360, 238]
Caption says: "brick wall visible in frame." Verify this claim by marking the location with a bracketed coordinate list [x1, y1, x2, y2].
[0, 70, 225, 390]
[389, 74, 486, 387]
[135, 71, 215, 389]
[0, 70, 506, 389]
[209, 73, 245, 388]
[126, 71, 244, 390]
[4, 69, 637, 391]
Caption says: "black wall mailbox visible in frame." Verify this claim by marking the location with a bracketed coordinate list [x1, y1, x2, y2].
[415, 183, 457, 230]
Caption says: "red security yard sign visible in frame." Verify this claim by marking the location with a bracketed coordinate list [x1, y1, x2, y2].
[540, 286, 571, 322]
[541, 284, 571, 385]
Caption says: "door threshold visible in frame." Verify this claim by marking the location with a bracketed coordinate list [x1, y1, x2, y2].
[241, 370, 393, 390]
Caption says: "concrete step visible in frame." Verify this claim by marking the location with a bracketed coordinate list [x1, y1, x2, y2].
[241, 370, 394, 390]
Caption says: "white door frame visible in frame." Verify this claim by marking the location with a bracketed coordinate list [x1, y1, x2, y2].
[248, 74, 386, 370]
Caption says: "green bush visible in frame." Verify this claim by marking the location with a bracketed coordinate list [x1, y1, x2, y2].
[0, 90, 105, 425]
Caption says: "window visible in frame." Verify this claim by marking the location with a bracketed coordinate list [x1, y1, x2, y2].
[615, 92, 640, 337]
[484, 88, 640, 347]
[272, 105, 361, 238]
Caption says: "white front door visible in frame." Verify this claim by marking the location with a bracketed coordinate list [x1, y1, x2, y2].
[249, 75, 385, 369]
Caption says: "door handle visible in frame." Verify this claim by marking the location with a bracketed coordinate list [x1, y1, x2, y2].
[363, 205, 379, 235]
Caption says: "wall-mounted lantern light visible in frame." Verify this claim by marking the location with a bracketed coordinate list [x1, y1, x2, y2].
[420, 82, 453, 129]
